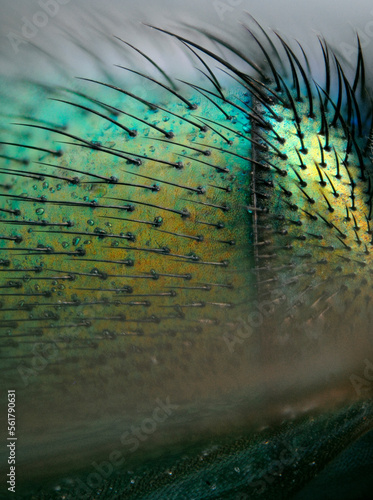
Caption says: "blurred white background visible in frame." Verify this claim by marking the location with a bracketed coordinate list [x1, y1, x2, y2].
[1, 0, 373, 82]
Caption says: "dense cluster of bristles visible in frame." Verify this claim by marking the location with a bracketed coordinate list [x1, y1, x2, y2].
[0, 19, 373, 387]
[245, 29, 373, 335]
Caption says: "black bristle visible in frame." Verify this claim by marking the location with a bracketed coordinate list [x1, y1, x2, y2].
[114, 35, 177, 90]
[115, 66, 198, 110]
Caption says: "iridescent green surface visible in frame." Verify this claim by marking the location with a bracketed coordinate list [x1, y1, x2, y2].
[251, 94, 373, 337]
[0, 23, 373, 500]
[0, 75, 263, 493]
